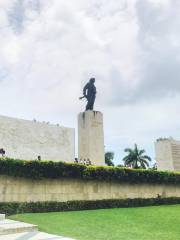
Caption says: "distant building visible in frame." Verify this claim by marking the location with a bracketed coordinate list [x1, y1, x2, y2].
[155, 138, 180, 172]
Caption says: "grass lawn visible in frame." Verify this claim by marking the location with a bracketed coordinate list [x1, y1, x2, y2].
[10, 205, 180, 240]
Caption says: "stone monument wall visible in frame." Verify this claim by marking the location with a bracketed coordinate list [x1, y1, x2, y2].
[0, 115, 75, 162]
[155, 138, 180, 171]
[0, 175, 179, 202]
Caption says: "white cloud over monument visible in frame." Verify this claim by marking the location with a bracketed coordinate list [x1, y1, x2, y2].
[0, 0, 180, 164]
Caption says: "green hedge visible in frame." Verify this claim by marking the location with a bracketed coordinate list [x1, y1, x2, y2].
[1, 197, 180, 215]
[0, 158, 180, 185]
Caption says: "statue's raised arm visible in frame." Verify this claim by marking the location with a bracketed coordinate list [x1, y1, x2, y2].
[80, 78, 96, 111]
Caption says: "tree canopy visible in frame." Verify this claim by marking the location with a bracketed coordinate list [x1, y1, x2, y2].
[105, 152, 114, 166]
[123, 144, 151, 169]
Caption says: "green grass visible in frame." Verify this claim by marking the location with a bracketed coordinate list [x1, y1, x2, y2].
[10, 205, 180, 240]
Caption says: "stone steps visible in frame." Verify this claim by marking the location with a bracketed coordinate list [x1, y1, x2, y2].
[0, 219, 38, 235]
[0, 231, 74, 240]
[0, 214, 75, 240]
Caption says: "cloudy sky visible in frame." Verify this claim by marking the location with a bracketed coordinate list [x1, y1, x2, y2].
[0, 0, 180, 165]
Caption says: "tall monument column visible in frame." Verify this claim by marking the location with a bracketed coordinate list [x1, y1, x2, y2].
[78, 111, 105, 166]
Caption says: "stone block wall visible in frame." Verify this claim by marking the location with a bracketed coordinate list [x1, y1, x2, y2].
[78, 111, 105, 165]
[0, 176, 180, 202]
[0, 115, 75, 162]
[155, 138, 180, 171]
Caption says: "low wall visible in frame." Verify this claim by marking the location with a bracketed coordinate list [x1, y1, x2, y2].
[0, 175, 180, 202]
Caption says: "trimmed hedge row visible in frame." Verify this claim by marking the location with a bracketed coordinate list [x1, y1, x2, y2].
[0, 158, 180, 185]
[1, 197, 180, 215]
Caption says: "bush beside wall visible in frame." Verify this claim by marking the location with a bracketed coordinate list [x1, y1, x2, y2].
[0, 158, 180, 185]
[1, 197, 180, 215]
[0, 158, 180, 184]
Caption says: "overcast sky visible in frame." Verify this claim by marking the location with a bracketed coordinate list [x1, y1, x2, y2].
[0, 0, 180, 165]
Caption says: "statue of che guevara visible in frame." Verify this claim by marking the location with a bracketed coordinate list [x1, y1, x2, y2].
[79, 78, 96, 111]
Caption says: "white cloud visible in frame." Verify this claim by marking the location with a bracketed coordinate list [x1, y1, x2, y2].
[0, 0, 180, 164]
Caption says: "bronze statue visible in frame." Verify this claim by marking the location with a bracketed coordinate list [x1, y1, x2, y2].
[79, 78, 96, 111]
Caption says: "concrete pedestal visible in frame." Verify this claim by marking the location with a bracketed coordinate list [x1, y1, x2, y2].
[78, 111, 105, 166]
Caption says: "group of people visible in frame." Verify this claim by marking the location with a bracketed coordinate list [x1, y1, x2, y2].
[74, 158, 92, 166]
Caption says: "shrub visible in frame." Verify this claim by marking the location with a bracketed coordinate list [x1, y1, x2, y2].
[0, 158, 180, 185]
[1, 197, 180, 215]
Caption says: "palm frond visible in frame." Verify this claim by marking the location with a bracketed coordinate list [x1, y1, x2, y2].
[139, 158, 150, 167]
[124, 148, 133, 153]
[139, 149, 145, 155]
[142, 155, 152, 161]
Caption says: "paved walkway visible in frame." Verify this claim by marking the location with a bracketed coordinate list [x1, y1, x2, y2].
[0, 231, 74, 240]
[0, 214, 75, 240]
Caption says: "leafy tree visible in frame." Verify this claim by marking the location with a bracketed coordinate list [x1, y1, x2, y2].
[123, 144, 151, 169]
[105, 152, 114, 166]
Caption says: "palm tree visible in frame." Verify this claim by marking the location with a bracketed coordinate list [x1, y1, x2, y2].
[105, 152, 115, 166]
[123, 144, 151, 169]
